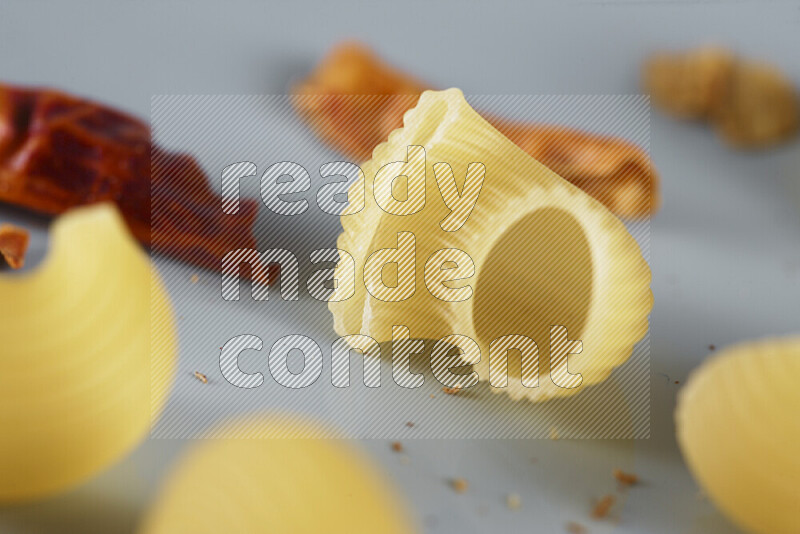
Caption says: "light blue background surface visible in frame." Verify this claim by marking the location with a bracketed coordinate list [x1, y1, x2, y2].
[1, 1, 799, 532]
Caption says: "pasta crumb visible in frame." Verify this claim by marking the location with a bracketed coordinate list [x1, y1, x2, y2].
[0, 224, 29, 269]
[614, 468, 639, 486]
[193, 371, 208, 384]
[506, 492, 521, 510]
[451, 478, 468, 494]
[591, 494, 616, 519]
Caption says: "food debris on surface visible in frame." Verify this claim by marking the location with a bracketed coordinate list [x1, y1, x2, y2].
[451, 478, 468, 494]
[591, 494, 616, 519]
[442, 385, 462, 395]
[613, 468, 639, 486]
[193, 371, 208, 384]
[565, 522, 587, 534]
[390, 441, 403, 453]
[0, 224, 29, 269]
[190, 274, 199, 284]
[506, 492, 521, 510]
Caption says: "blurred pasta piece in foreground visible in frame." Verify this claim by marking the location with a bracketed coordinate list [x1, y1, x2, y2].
[140, 416, 418, 534]
[676, 337, 800, 534]
[0, 204, 176, 502]
[293, 42, 659, 219]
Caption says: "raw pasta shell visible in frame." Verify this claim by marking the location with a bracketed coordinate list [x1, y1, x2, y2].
[0, 203, 177, 501]
[676, 337, 800, 534]
[330, 89, 652, 402]
[140, 415, 417, 534]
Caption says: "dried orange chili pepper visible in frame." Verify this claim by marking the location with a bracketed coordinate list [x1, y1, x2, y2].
[294, 42, 659, 218]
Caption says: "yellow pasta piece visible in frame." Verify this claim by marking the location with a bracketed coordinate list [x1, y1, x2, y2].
[139, 416, 418, 534]
[676, 337, 800, 534]
[0, 203, 176, 501]
[331, 89, 652, 402]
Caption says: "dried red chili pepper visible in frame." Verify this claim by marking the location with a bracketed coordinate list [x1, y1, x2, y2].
[0, 84, 266, 278]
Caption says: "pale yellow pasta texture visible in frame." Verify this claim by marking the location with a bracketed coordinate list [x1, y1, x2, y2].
[677, 337, 800, 534]
[330, 89, 652, 402]
[0, 203, 177, 502]
[140, 416, 418, 534]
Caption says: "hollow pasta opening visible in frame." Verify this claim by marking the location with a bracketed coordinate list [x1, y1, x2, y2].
[473, 207, 594, 383]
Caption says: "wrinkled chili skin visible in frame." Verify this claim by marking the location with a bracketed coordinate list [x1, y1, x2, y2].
[0, 86, 150, 222]
[0, 84, 262, 273]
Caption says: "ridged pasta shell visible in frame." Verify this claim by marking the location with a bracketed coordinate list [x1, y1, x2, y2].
[676, 337, 800, 534]
[140, 415, 417, 534]
[0, 203, 177, 501]
[330, 89, 652, 402]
